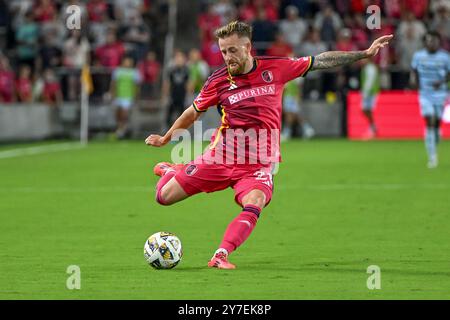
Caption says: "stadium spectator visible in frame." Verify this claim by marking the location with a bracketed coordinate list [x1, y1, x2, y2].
[201, 31, 223, 70]
[278, 5, 308, 51]
[335, 29, 357, 52]
[430, 2, 450, 50]
[266, 33, 293, 57]
[40, 14, 67, 48]
[88, 11, 118, 50]
[15, 65, 33, 103]
[114, 0, 144, 22]
[109, 55, 142, 139]
[187, 48, 209, 98]
[36, 32, 62, 73]
[384, 0, 402, 18]
[238, 0, 257, 22]
[313, 4, 342, 46]
[198, 3, 222, 43]
[15, 11, 39, 71]
[395, 22, 422, 73]
[120, 11, 150, 62]
[0, 55, 16, 103]
[163, 50, 190, 128]
[404, 0, 428, 19]
[0, 0, 9, 30]
[63, 30, 91, 101]
[298, 29, 327, 98]
[251, 7, 276, 54]
[351, 14, 369, 50]
[253, 0, 279, 22]
[372, 16, 396, 68]
[298, 28, 328, 57]
[396, 11, 426, 45]
[9, 0, 34, 30]
[212, 0, 237, 25]
[138, 50, 161, 98]
[87, 0, 109, 23]
[42, 68, 63, 108]
[33, 0, 57, 23]
[95, 31, 126, 68]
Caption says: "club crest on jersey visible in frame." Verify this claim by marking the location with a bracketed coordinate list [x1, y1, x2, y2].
[185, 164, 198, 176]
[261, 70, 273, 83]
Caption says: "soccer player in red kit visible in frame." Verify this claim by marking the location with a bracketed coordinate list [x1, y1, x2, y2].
[145, 21, 392, 269]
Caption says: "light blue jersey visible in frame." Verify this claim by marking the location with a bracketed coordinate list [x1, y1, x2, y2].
[411, 49, 449, 117]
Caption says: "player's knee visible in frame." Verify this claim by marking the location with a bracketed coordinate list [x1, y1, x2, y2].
[155, 186, 174, 206]
[242, 190, 266, 209]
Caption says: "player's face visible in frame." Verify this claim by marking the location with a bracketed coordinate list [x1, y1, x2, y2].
[218, 34, 251, 76]
[425, 35, 440, 53]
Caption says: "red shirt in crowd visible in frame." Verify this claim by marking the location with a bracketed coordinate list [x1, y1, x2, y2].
[138, 60, 161, 84]
[0, 70, 15, 102]
[43, 81, 61, 103]
[198, 11, 222, 43]
[16, 77, 32, 102]
[87, 0, 109, 22]
[34, 1, 57, 22]
[201, 41, 223, 70]
[95, 42, 125, 68]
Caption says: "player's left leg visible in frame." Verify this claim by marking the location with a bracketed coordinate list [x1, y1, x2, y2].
[208, 166, 274, 269]
[115, 99, 131, 138]
[361, 95, 377, 139]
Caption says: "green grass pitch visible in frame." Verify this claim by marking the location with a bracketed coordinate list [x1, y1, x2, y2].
[0, 139, 449, 299]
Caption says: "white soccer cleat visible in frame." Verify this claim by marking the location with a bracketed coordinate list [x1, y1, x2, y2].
[427, 155, 438, 169]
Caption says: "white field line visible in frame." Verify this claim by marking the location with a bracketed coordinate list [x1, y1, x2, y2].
[0, 184, 449, 194]
[0, 143, 85, 159]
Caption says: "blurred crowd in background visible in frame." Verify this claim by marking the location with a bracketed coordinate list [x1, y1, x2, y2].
[0, 0, 448, 108]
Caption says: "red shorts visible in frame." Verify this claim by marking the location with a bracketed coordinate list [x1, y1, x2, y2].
[174, 156, 275, 207]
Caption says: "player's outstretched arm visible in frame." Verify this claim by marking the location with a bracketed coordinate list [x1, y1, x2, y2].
[310, 34, 394, 71]
[145, 105, 201, 147]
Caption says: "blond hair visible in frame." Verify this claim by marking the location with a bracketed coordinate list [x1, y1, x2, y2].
[214, 21, 252, 40]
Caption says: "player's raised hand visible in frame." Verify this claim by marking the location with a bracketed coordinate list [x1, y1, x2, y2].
[365, 34, 394, 57]
[145, 134, 167, 147]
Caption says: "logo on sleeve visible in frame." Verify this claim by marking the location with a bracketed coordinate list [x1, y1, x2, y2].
[185, 164, 198, 176]
[261, 70, 273, 83]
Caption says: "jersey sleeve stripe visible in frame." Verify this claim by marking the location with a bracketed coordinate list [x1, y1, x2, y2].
[192, 101, 206, 113]
[300, 56, 314, 77]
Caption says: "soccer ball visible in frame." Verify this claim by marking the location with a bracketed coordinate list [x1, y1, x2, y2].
[144, 232, 183, 269]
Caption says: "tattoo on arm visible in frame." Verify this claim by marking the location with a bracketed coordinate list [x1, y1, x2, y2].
[311, 51, 368, 70]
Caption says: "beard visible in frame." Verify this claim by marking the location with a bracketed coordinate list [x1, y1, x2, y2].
[227, 59, 246, 76]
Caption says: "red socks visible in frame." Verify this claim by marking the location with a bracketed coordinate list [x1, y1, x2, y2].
[219, 205, 261, 254]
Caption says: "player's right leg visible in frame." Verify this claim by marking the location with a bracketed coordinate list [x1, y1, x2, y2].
[361, 95, 377, 139]
[420, 97, 439, 168]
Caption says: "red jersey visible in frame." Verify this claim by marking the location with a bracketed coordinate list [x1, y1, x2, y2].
[0, 70, 15, 102]
[95, 42, 125, 68]
[16, 78, 32, 102]
[138, 60, 161, 84]
[43, 81, 61, 102]
[193, 55, 314, 164]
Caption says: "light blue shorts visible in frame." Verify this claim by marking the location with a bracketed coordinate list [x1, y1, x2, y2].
[419, 96, 444, 118]
[283, 96, 300, 113]
[362, 94, 377, 111]
[115, 98, 134, 110]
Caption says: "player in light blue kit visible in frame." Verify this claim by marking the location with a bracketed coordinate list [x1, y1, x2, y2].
[411, 31, 450, 168]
